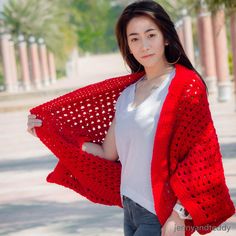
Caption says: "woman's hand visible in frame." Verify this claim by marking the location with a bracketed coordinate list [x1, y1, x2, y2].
[27, 114, 42, 137]
[161, 210, 185, 236]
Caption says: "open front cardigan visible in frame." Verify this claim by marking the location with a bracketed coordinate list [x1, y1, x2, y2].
[30, 64, 235, 235]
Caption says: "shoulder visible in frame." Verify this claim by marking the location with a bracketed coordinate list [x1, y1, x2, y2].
[174, 65, 208, 110]
[176, 64, 204, 87]
[176, 65, 207, 97]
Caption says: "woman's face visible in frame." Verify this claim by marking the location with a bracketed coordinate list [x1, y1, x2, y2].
[126, 15, 167, 69]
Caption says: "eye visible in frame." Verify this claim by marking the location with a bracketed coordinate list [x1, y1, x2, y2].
[131, 38, 138, 42]
[148, 34, 156, 38]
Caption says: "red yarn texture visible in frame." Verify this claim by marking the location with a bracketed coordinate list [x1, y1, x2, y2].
[30, 64, 235, 235]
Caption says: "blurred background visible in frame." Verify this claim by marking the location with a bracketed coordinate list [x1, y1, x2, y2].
[0, 0, 235, 235]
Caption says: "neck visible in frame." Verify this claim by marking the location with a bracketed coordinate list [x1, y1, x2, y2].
[144, 60, 174, 80]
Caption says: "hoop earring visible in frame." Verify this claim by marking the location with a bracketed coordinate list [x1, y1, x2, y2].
[128, 53, 142, 73]
[135, 64, 142, 73]
[165, 44, 181, 65]
[167, 55, 181, 65]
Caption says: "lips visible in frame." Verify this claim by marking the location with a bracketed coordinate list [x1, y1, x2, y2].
[141, 54, 154, 59]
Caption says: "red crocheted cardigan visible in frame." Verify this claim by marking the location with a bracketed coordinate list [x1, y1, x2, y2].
[30, 64, 235, 235]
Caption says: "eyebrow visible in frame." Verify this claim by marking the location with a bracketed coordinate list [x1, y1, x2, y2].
[128, 28, 157, 37]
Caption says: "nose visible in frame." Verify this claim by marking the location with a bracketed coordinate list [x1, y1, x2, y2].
[141, 38, 150, 51]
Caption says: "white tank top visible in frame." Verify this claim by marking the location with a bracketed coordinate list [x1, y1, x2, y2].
[114, 69, 176, 214]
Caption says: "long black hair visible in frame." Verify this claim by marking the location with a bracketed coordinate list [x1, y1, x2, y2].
[115, 0, 208, 92]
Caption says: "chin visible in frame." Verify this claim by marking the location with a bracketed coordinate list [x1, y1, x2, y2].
[145, 58, 164, 67]
[142, 62, 158, 68]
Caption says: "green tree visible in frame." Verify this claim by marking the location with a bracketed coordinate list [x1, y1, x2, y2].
[70, 0, 123, 54]
[205, 0, 236, 12]
[2, 0, 77, 68]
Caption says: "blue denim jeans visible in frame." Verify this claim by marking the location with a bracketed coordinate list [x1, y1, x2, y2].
[123, 195, 162, 236]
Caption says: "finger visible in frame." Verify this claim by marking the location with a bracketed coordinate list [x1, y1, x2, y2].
[27, 119, 42, 124]
[27, 126, 36, 133]
[27, 120, 42, 128]
[27, 123, 42, 129]
[27, 128, 37, 137]
[27, 122, 42, 128]
[28, 117, 42, 122]
[27, 127, 34, 134]
[28, 118, 42, 123]
[28, 114, 36, 118]
[32, 129, 37, 137]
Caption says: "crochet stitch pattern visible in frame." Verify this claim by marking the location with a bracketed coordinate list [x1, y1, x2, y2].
[30, 64, 234, 235]
[169, 77, 234, 234]
[31, 72, 144, 207]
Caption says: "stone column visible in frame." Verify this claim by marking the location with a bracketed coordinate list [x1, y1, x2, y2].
[0, 33, 17, 92]
[182, 9, 195, 66]
[66, 47, 79, 80]
[38, 38, 50, 86]
[48, 51, 57, 84]
[197, 7, 217, 94]
[9, 39, 18, 91]
[196, 12, 204, 69]
[230, 13, 236, 95]
[175, 20, 185, 49]
[29, 36, 42, 89]
[18, 35, 31, 91]
[212, 7, 231, 102]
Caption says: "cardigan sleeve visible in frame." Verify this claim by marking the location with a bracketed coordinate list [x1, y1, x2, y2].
[29, 72, 143, 208]
[34, 124, 122, 207]
[29, 76, 129, 208]
[169, 77, 235, 234]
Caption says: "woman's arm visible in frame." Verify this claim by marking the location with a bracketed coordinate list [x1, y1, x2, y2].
[82, 116, 119, 162]
[27, 113, 119, 161]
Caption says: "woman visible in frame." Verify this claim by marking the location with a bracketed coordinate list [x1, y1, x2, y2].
[28, 1, 235, 236]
